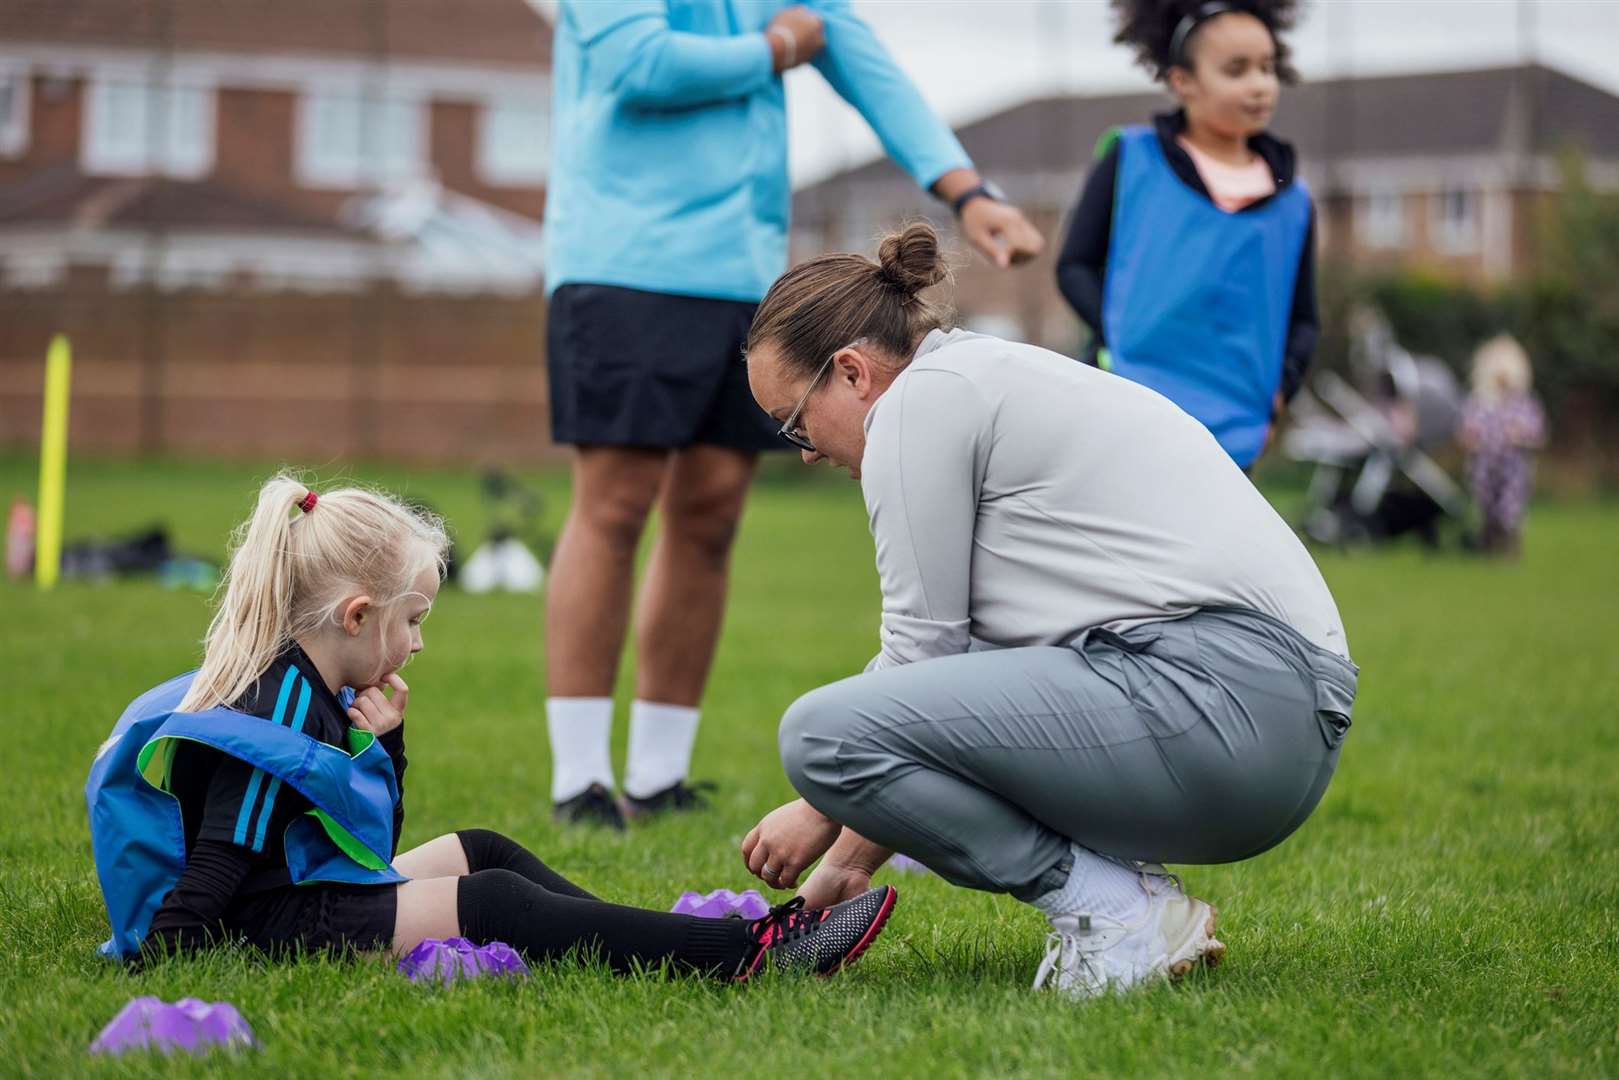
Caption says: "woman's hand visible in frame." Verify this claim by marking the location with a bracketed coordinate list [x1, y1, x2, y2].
[796, 861, 873, 910]
[741, 799, 843, 890]
[960, 197, 1045, 269]
[348, 673, 408, 737]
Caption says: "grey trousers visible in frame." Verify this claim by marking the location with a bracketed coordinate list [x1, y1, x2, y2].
[779, 607, 1358, 899]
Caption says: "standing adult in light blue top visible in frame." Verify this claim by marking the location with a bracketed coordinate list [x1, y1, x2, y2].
[542, 1, 1045, 829]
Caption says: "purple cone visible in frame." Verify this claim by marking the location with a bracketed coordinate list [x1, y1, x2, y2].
[397, 937, 529, 986]
[89, 997, 257, 1056]
[889, 854, 931, 875]
[670, 888, 770, 920]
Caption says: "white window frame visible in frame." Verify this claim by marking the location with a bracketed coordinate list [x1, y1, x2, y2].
[0, 64, 30, 158]
[297, 82, 426, 189]
[477, 96, 549, 186]
[1358, 187, 1405, 250]
[81, 69, 214, 179]
[1431, 187, 1480, 256]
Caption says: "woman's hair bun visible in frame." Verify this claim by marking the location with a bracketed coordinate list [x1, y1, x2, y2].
[875, 221, 949, 297]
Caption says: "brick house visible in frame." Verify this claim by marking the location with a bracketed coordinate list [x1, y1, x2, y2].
[792, 64, 1619, 354]
[0, 0, 557, 462]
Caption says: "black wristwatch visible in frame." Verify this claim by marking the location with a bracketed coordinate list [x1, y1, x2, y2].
[950, 180, 1006, 217]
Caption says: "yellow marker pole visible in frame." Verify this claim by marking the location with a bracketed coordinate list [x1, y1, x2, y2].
[35, 334, 71, 590]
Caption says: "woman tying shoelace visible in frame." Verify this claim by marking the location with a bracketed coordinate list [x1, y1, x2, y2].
[736, 220, 1357, 998]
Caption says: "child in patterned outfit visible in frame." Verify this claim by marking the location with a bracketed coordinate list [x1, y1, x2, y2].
[1459, 335, 1546, 556]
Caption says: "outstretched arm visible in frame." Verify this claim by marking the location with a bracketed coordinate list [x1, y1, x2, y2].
[809, 1, 1042, 267]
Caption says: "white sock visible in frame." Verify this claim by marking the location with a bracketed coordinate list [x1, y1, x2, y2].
[623, 700, 701, 799]
[546, 697, 615, 802]
[1030, 843, 1150, 923]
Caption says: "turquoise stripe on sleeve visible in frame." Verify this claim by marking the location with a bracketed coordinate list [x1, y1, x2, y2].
[250, 675, 312, 853]
[232, 666, 300, 847]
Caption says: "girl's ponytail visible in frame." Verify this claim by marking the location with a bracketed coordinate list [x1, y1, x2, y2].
[178, 474, 311, 713]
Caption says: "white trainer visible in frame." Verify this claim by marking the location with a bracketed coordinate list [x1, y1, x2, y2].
[1031, 872, 1225, 999]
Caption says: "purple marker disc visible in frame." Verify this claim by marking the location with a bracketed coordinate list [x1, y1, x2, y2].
[397, 937, 530, 986]
[889, 854, 932, 875]
[670, 888, 771, 920]
[89, 997, 257, 1056]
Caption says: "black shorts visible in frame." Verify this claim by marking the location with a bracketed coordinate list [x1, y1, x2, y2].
[546, 283, 783, 451]
[223, 882, 397, 957]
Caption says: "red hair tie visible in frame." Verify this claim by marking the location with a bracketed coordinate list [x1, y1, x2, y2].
[298, 491, 318, 514]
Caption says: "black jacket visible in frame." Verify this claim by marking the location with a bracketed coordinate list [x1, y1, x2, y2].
[1054, 110, 1319, 403]
[146, 646, 407, 952]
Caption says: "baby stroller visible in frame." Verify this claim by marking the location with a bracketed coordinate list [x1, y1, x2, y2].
[1283, 313, 1466, 548]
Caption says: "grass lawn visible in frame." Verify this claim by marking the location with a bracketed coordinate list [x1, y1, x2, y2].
[1, 453, 1615, 1077]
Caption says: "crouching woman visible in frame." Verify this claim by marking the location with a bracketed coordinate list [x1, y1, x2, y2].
[739, 222, 1357, 998]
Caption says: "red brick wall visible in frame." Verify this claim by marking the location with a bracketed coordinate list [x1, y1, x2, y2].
[212, 86, 302, 207]
[0, 281, 560, 464]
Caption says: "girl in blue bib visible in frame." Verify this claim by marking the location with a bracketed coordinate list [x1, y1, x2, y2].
[88, 474, 897, 978]
[1055, 0, 1317, 470]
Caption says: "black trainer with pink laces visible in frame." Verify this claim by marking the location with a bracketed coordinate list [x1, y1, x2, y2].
[733, 886, 898, 981]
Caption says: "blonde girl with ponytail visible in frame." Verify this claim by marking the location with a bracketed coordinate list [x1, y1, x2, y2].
[177, 473, 446, 718]
[114, 472, 897, 978]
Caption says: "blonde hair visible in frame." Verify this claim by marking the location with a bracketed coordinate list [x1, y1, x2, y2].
[1471, 334, 1534, 404]
[178, 472, 449, 713]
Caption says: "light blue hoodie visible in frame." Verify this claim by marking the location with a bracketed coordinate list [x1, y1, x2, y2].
[546, 0, 971, 302]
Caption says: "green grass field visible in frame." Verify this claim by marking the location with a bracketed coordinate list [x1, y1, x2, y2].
[1, 454, 1616, 1078]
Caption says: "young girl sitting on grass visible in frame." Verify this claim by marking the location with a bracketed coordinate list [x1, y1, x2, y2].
[87, 474, 895, 978]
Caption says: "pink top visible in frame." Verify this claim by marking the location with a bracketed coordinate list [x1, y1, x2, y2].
[1178, 138, 1275, 212]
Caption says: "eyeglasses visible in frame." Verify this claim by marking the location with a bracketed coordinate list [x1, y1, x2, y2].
[776, 339, 864, 453]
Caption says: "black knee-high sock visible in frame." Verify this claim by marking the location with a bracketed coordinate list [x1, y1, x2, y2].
[457, 829, 598, 899]
[457, 869, 752, 977]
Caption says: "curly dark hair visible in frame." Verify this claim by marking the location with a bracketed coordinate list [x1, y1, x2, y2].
[1111, 0, 1300, 84]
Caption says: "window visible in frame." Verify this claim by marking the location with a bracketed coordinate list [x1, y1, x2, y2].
[1358, 188, 1405, 250]
[478, 99, 549, 185]
[1431, 187, 1479, 255]
[298, 85, 424, 188]
[0, 67, 28, 158]
[82, 72, 213, 178]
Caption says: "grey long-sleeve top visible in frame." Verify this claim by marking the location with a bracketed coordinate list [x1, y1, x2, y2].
[859, 329, 1348, 670]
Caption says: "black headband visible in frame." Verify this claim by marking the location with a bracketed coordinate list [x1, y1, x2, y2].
[1169, 1, 1237, 67]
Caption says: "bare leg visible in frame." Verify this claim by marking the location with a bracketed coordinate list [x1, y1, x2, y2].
[633, 446, 758, 705]
[393, 834, 469, 879]
[392, 876, 462, 956]
[545, 446, 670, 697]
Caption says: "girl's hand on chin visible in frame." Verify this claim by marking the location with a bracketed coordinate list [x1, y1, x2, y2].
[348, 673, 408, 736]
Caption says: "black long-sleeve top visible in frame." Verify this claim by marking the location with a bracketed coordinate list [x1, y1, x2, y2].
[145, 646, 406, 952]
[1054, 110, 1319, 403]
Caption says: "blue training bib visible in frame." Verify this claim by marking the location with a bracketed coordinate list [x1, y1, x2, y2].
[1102, 126, 1311, 468]
[85, 672, 405, 960]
